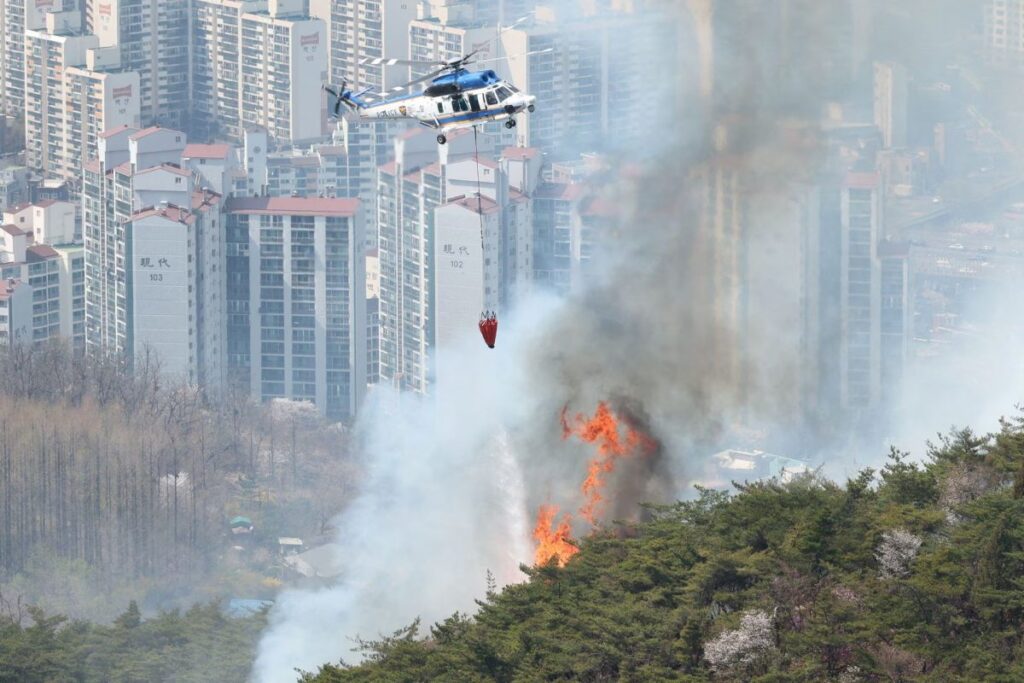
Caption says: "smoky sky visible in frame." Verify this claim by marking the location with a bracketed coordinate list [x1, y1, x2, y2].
[253, 2, 1014, 680]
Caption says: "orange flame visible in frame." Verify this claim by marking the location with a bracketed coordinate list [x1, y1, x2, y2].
[532, 504, 579, 567]
[530, 402, 656, 568]
[560, 401, 657, 524]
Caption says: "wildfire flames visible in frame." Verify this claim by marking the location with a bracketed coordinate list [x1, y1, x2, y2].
[532, 401, 657, 567]
[561, 401, 658, 523]
[532, 504, 579, 567]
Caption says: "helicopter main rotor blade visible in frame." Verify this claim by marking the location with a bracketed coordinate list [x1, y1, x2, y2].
[448, 12, 536, 69]
[359, 56, 448, 67]
[470, 47, 554, 66]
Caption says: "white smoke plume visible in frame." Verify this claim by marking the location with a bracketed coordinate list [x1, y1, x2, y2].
[253, 2, 1024, 679]
[252, 294, 564, 681]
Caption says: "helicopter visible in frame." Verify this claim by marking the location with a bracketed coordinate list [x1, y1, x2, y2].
[324, 42, 551, 145]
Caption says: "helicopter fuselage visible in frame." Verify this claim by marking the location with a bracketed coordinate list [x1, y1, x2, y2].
[331, 69, 537, 142]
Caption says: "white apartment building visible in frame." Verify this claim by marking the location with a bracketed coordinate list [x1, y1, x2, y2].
[182, 143, 237, 196]
[191, 0, 258, 141]
[499, 4, 677, 155]
[239, 2, 328, 145]
[128, 199, 224, 385]
[873, 62, 907, 149]
[985, 0, 1024, 68]
[224, 196, 366, 420]
[193, 0, 325, 145]
[3, 199, 76, 244]
[408, 18, 496, 80]
[83, 125, 226, 386]
[532, 179, 582, 295]
[840, 170, 883, 411]
[0, 278, 32, 346]
[24, 14, 140, 184]
[310, 0, 417, 167]
[2, 0, 59, 118]
[235, 126, 377, 248]
[309, 0, 416, 95]
[0, 242, 82, 347]
[88, 0, 190, 129]
[377, 129, 537, 393]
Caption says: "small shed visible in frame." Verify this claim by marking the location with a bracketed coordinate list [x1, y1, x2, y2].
[283, 544, 344, 580]
[230, 516, 254, 534]
[278, 537, 304, 555]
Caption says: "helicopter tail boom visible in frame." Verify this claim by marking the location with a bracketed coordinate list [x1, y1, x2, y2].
[324, 83, 368, 117]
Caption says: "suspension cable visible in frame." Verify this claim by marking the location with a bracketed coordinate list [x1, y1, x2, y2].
[472, 124, 487, 314]
[473, 124, 485, 257]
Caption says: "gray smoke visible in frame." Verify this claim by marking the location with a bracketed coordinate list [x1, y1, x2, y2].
[252, 295, 565, 681]
[253, 2, 1015, 679]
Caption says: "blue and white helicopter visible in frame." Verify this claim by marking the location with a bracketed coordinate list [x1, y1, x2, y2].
[324, 43, 551, 145]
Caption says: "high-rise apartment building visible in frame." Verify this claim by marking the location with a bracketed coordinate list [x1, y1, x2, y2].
[879, 239, 910, 410]
[984, 0, 1024, 69]
[190, 0, 255, 142]
[83, 125, 226, 386]
[499, 4, 677, 155]
[224, 196, 366, 419]
[0, 278, 32, 346]
[239, 3, 328, 145]
[0, 243, 83, 347]
[2, 0, 59, 118]
[531, 181, 579, 295]
[231, 127, 377, 249]
[23, 13, 141, 185]
[310, 0, 418, 168]
[408, 18, 496, 79]
[873, 62, 908, 149]
[839, 171, 883, 411]
[24, 14, 96, 175]
[0, 199, 82, 348]
[376, 129, 538, 393]
[192, 0, 327, 145]
[309, 0, 416, 95]
[88, 0, 190, 129]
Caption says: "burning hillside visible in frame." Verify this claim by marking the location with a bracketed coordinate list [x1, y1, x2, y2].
[533, 401, 659, 567]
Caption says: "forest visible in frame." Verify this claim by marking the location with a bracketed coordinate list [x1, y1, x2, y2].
[0, 342, 358, 623]
[0, 599, 265, 682]
[299, 418, 1024, 682]
[7, 344, 1024, 681]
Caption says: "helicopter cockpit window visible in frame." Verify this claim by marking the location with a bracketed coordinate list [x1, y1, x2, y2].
[496, 86, 513, 102]
[485, 90, 498, 106]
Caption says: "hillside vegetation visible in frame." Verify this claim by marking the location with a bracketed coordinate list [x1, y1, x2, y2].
[0, 600, 264, 682]
[302, 418, 1024, 682]
[0, 342, 358, 622]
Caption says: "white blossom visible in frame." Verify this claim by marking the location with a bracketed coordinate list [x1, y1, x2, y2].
[838, 665, 863, 683]
[269, 397, 318, 421]
[703, 610, 776, 673]
[939, 464, 992, 525]
[875, 528, 922, 579]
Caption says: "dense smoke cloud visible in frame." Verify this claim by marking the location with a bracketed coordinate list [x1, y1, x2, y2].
[253, 296, 562, 681]
[253, 2, 1016, 679]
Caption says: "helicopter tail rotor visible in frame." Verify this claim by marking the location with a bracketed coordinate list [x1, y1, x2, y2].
[324, 81, 364, 116]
